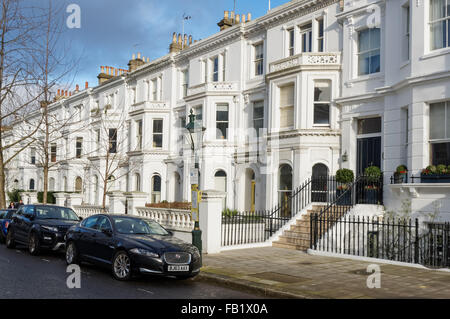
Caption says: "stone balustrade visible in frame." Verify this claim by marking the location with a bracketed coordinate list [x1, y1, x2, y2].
[72, 205, 108, 219]
[135, 207, 194, 232]
[187, 81, 239, 96]
[269, 52, 341, 74]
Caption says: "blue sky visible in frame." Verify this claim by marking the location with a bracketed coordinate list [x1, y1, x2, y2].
[58, 0, 291, 88]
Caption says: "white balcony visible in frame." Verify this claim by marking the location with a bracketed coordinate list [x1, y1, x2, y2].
[187, 81, 239, 97]
[129, 101, 168, 115]
[268, 52, 341, 76]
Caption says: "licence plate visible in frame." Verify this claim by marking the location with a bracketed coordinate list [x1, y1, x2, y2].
[168, 265, 189, 272]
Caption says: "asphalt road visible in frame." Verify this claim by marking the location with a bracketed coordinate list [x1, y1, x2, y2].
[0, 243, 267, 299]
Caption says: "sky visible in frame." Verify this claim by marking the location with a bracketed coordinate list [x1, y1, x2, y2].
[56, 0, 291, 88]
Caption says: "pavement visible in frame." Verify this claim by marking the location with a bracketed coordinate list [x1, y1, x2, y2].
[199, 246, 450, 299]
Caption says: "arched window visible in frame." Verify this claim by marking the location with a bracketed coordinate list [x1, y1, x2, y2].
[151, 175, 161, 203]
[278, 164, 292, 217]
[312, 163, 329, 202]
[29, 179, 35, 191]
[135, 173, 141, 192]
[214, 170, 227, 208]
[75, 177, 83, 193]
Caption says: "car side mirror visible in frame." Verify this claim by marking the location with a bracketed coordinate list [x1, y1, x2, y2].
[79, 217, 83, 221]
[25, 213, 34, 220]
[168, 230, 174, 236]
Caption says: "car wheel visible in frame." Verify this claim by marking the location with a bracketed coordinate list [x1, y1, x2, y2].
[28, 232, 40, 256]
[5, 229, 15, 249]
[112, 251, 132, 281]
[0, 232, 5, 244]
[65, 241, 79, 265]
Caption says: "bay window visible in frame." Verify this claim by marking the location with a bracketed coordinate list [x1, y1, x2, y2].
[216, 104, 229, 139]
[279, 84, 295, 128]
[153, 119, 163, 148]
[313, 81, 331, 125]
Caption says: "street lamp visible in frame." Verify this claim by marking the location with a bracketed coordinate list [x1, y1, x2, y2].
[185, 109, 205, 254]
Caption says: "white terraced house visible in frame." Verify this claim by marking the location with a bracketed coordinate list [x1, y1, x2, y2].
[4, 0, 450, 227]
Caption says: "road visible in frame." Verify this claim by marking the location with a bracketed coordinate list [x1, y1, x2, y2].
[0, 243, 268, 299]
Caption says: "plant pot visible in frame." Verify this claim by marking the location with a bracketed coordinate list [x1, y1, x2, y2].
[420, 174, 450, 183]
[393, 172, 407, 184]
[336, 189, 351, 205]
[364, 188, 378, 204]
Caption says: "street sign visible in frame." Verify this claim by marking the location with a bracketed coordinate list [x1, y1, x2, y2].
[190, 168, 198, 185]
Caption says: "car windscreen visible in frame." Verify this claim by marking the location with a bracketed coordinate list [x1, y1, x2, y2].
[35, 206, 79, 221]
[113, 217, 169, 236]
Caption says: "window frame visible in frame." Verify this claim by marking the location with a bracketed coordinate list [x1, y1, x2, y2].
[313, 80, 331, 126]
[357, 28, 381, 76]
[75, 137, 83, 159]
[429, 0, 450, 51]
[216, 104, 229, 140]
[253, 100, 265, 137]
[254, 42, 264, 76]
[300, 22, 313, 53]
[152, 119, 163, 148]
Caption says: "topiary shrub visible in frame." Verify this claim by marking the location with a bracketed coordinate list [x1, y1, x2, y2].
[336, 168, 354, 185]
[7, 189, 24, 203]
[37, 191, 56, 204]
[396, 165, 407, 173]
[365, 166, 382, 183]
[436, 164, 448, 175]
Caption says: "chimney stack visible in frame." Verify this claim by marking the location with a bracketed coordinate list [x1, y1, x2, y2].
[218, 10, 250, 30]
[98, 65, 114, 84]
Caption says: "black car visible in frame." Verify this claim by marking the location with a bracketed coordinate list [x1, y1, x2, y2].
[6, 205, 82, 255]
[65, 214, 202, 281]
[0, 209, 16, 243]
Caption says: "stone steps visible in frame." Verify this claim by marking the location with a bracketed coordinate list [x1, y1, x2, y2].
[272, 204, 353, 252]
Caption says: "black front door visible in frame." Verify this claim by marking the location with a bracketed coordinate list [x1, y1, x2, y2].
[357, 137, 381, 175]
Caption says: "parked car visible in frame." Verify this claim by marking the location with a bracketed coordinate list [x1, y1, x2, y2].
[6, 205, 82, 255]
[0, 209, 16, 243]
[65, 214, 202, 281]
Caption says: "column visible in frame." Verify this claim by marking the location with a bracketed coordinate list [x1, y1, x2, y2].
[198, 190, 226, 254]
[125, 192, 148, 215]
[107, 191, 127, 214]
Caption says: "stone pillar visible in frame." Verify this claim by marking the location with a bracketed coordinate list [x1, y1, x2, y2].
[20, 192, 30, 205]
[66, 193, 83, 207]
[198, 190, 226, 254]
[125, 192, 148, 215]
[54, 193, 68, 207]
[107, 191, 127, 214]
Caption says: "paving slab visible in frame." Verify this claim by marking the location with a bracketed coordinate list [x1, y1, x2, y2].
[198, 246, 450, 299]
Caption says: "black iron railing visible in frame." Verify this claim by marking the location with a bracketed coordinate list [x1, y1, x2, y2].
[221, 177, 315, 247]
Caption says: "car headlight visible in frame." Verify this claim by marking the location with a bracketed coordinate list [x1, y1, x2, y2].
[130, 248, 159, 258]
[41, 226, 58, 232]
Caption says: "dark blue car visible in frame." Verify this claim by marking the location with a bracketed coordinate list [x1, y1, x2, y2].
[0, 209, 16, 243]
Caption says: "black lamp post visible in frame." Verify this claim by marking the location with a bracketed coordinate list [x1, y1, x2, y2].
[185, 109, 205, 254]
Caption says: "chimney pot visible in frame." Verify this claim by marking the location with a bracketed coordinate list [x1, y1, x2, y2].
[224, 10, 229, 19]
[65, 90, 68, 97]
[57, 89, 60, 96]
[137, 52, 141, 59]
[85, 81, 88, 89]
[178, 34, 182, 44]
[147, 57, 150, 62]
[75, 84, 79, 91]
[172, 32, 177, 43]
[242, 14, 246, 23]
[69, 91, 72, 97]
[236, 14, 240, 23]
[248, 13, 251, 21]
[189, 35, 193, 45]
[101, 66, 105, 73]
[132, 53, 136, 60]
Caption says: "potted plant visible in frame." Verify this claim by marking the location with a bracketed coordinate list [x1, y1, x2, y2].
[421, 164, 450, 183]
[335, 168, 354, 205]
[393, 165, 407, 184]
[364, 166, 381, 204]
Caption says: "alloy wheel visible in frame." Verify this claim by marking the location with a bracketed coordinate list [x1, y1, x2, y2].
[29, 235, 36, 254]
[113, 253, 130, 279]
[66, 243, 74, 264]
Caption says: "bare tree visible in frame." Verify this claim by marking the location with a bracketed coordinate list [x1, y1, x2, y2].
[29, 0, 82, 204]
[0, 0, 48, 208]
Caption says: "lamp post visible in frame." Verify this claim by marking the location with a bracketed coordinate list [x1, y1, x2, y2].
[185, 109, 205, 254]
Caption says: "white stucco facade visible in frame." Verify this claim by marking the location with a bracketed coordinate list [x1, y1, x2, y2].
[4, 0, 450, 218]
